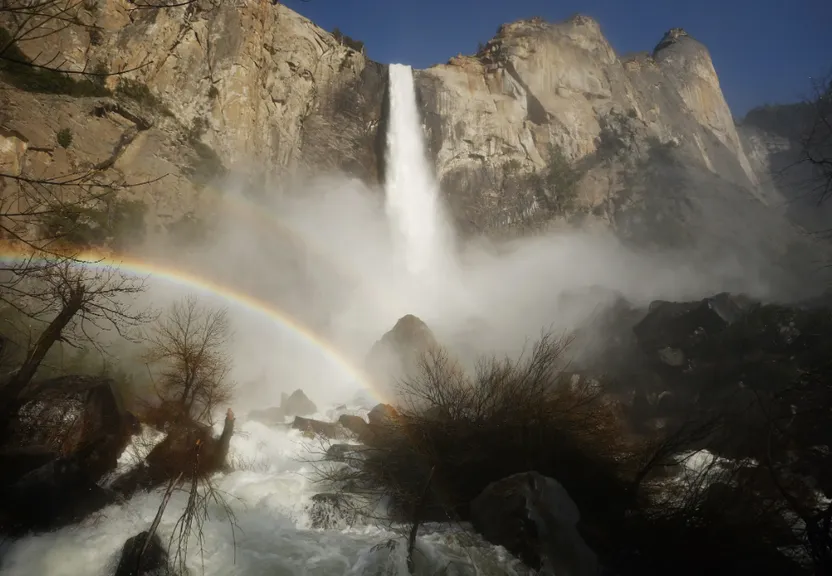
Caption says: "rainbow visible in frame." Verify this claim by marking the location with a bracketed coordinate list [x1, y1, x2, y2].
[0, 246, 383, 403]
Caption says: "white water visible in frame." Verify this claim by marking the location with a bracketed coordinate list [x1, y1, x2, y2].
[0, 409, 529, 575]
[384, 64, 451, 278]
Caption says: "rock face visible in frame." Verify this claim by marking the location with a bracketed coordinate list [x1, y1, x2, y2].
[1, 5, 827, 297]
[291, 415, 346, 439]
[0, 0, 386, 243]
[738, 100, 832, 235]
[414, 18, 826, 295]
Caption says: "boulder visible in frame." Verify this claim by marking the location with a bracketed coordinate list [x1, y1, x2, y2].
[368, 403, 399, 428]
[280, 389, 317, 417]
[6, 375, 136, 482]
[632, 293, 750, 361]
[0, 445, 56, 486]
[325, 443, 367, 467]
[338, 414, 371, 440]
[0, 445, 119, 535]
[470, 471, 599, 576]
[114, 530, 170, 576]
[308, 492, 360, 529]
[0, 375, 140, 534]
[365, 315, 439, 389]
[291, 416, 346, 439]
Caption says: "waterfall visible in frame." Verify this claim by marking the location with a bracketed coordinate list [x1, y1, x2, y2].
[384, 64, 448, 277]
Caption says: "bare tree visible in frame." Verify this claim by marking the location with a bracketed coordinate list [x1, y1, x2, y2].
[142, 294, 234, 426]
[0, 254, 152, 429]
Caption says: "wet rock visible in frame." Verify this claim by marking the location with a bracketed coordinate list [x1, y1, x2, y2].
[0, 445, 56, 486]
[368, 403, 399, 428]
[325, 443, 367, 468]
[308, 492, 360, 529]
[280, 389, 317, 417]
[338, 414, 371, 439]
[0, 446, 119, 535]
[657, 347, 685, 367]
[633, 293, 750, 361]
[291, 416, 346, 439]
[114, 530, 170, 576]
[6, 375, 136, 482]
[470, 471, 599, 576]
[0, 375, 141, 534]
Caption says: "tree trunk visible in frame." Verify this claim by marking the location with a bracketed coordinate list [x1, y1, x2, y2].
[0, 285, 85, 427]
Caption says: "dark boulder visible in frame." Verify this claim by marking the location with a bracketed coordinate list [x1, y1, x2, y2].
[0, 375, 139, 534]
[632, 293, 751, 363]
[291, 416, 346, 439]
[0, 445, 56, 486]
[325, 443, 367, 467]
[5, 375, 136, 482]
[368, 403, 398, 428]
[113, 530, 170, 576]
[470, 471, 599, 576]
[0, 443, 119, 535]
[338, 414, 371, 440]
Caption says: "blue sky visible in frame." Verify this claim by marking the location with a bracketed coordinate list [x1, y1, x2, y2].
[286, 0, 831, 118]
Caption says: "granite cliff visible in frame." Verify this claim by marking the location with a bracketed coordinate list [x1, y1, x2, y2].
[0, 2, 827, 295]
[0, 0, 385, 240]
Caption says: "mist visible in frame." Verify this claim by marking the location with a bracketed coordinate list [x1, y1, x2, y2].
[116, 160, 807, 413]
[99, 63, 826, 414]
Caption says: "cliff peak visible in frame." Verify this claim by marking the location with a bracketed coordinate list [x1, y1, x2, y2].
[652, 27, 708, 60]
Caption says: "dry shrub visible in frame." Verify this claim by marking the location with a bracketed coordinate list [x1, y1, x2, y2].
[324, 332, 632, 526]
[318, 330, 822, 576]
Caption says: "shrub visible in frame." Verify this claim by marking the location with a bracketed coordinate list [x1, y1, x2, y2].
[322, 333, 631, 524]
[332, 27, 365, 54]
[56, 128, 73, 149]
[320, 331, 818, 575]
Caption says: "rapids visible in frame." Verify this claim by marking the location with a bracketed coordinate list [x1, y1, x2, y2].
[0, 405, 531, 576]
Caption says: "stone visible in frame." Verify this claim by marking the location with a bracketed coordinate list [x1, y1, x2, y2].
[469, 471, 599, 576]
[367, 403, 399, 428]
[338, 414, 371, 440]
[6, 375, 136, 483]
[114, 530, 170, 576]
[365, 315, 439, 391]
[291, 416, 346, 439]
[280, 389, 318, 417]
